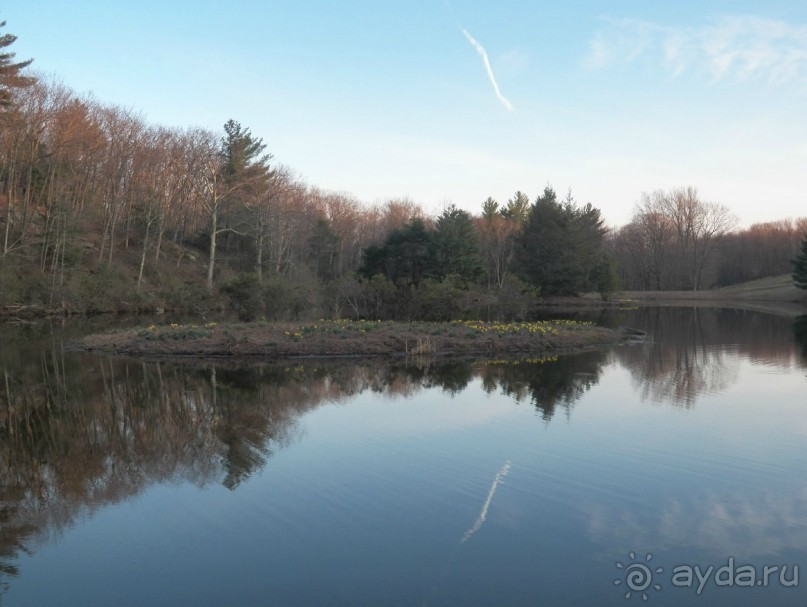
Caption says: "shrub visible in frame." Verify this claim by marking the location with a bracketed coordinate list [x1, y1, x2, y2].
[221, 273, 264, 321]
[160, 280, 213, 312]
[495, 274, 538, 321]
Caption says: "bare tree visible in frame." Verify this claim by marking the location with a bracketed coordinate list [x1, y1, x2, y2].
[192, 128, 229, 293]
[660, 187, 736, 290]
[241, 165, 295, 281]
[633, 191, 675, 290]
[691, 200, 737, 290]
[476, 198, 520, 288]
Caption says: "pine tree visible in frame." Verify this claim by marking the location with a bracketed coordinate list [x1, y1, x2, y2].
[203, 120, 273, 292]
[359, 219, 433, 288]
[514, 186, 607, 295]
[431, 205, 484, 284]
[502, 191, 530, 224]
[792, 233, 807, 290]
[0, 21, 34, 107]
[515, 187, 571, 294]
[481, 197, 499, 220]
[220, 119, 273, 190]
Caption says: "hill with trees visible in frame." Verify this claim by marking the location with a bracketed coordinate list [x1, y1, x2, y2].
[1, 20, 805, 320]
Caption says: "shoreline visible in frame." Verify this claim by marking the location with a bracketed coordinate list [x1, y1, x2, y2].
[616, 275, 807, 317]
[79, 319, 638, 361]
[618, 295, 807, 318]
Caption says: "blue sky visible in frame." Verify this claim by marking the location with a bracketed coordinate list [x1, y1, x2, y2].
[4, 1, 807, 226]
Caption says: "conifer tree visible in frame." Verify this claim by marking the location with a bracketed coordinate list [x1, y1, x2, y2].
[514, 186, 607, 295]
[0, 21, 34, 107]
[431, 205, 483, 284]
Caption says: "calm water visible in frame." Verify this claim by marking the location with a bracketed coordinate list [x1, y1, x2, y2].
[1, 308, 806, 606]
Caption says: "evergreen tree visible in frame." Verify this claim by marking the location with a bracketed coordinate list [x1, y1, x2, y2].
[515, 187, 572, 294]
[481, 197, 499, 220]
[359, 219, 433, 287]
[514, 186, 607, 295]
[431, 205, 484, 283]
[793, 233, 807, 290]
[0, 21, 34, 107]
[204, 120, 273, 292]
[502, 191, 530, 224]
[220, 119, 273, 192]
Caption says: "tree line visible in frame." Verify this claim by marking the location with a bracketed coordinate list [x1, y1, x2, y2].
[1, 21, 805, 320]
[0, 22, 615, 319]
[610, 188, 807, 291]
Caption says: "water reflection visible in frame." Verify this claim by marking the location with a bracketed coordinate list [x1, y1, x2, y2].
[482, 351, 606, 421]
[0, 349, 606, 596]
[794, 315, 807, 363]
[0, 306, 804, 602]
[585, 487, 807, 559]
[612, 307, 803, 406]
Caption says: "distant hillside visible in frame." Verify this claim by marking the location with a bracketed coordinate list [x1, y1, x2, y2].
[620, 275, 807, 315]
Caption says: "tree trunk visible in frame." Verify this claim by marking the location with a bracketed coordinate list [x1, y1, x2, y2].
[137, 220, 150, 290]
[255, 229, 263, 281]
[3, 197, 12, 255]
[207, 209, 217, 293]
[153, 215, 164, 263]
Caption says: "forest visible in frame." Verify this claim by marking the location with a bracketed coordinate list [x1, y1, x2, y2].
[1, 22, 806, 320]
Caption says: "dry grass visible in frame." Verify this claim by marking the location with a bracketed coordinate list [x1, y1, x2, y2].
[621, 275, 806, 303]
[81, 319, 628, 360]
[618, 275, 807, 317]
[405, 337, 437, 355]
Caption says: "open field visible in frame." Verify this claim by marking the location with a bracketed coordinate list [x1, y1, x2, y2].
[80, 319, 633, 360]
[618, 275, 807, 317]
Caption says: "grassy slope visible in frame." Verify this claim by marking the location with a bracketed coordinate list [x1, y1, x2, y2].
[619, 274, 807, 317]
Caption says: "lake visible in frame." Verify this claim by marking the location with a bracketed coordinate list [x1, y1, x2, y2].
[1, 307, 806, 606]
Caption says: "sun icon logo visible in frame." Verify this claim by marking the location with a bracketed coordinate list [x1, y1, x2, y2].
[614, 552, 663, 600]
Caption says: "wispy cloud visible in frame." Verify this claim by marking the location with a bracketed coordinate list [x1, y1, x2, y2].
[586, 15, 807, 86]
[461, 460, 512, 543]
[461, 28, 515, 111]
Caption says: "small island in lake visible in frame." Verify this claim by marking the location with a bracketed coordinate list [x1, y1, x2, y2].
[80, 319, 633, 359]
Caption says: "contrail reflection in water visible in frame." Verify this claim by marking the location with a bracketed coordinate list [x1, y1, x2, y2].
[461, 460, 512, 543]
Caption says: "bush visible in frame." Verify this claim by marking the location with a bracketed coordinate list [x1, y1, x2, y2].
[0, 260, 26, 306]
[161, 279, 214, 313]
[495, 274, 538, 321]
[221, 273, 263, 321]
[262, 275, 291, 320]
[74, 263, 137, 313]
[262, 271, 323, 321]
[359, 274, 397, 319]
[414, 278, 465, 321]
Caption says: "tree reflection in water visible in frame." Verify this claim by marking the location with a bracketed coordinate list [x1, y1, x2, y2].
[611, 306, 804, 406]
[0, 307, 803, 596]
[794, 315, 807, 364]
[0, 343, 611, 594]
[480, 352, 606, 421]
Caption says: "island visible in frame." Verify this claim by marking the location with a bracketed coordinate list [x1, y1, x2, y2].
[80, 319, 636, 359]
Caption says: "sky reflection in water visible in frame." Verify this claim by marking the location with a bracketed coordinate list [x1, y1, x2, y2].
[0, 307, 805, 606]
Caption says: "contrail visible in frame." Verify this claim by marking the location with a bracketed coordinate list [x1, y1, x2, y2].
[461, 28, 514, 111]
[461, 460, 512, 543]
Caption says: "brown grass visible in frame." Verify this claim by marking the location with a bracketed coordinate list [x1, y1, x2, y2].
[80, 319, 630, 360]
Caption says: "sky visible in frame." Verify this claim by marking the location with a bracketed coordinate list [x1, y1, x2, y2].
[3, 0, 807, 227]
